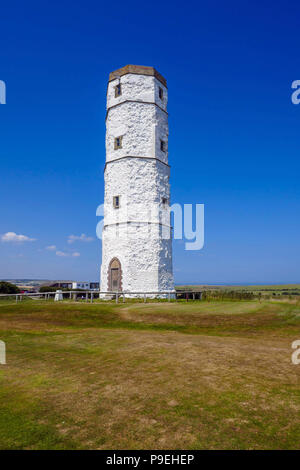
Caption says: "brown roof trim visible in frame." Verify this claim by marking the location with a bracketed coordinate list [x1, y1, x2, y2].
[106, 99, 168, 121]
[109, 65, 167, 88]
[104, 155, 170, 171]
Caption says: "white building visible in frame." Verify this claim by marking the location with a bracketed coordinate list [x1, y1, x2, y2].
[71, 282, 99, 291]
[42, 281, 99, 291]
[100, 65, 175, 296]
[72, 281, 90, 290]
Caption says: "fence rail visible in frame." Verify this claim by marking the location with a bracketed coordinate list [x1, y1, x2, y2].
[0, 290, 203, 303]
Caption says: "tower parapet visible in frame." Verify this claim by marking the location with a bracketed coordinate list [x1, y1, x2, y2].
[109, 64, 167, 87]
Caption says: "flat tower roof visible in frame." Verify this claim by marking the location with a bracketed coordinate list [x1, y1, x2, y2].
[109, 65, 167, 87]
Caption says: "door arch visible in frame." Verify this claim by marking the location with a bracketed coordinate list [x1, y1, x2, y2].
[107, 258, 122, 292]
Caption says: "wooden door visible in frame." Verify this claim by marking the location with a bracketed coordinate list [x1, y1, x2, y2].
[111, 267, 120, 291]
[108, 258, 122, 291]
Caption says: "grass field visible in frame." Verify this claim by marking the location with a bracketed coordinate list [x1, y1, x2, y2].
[179, 284, 300, 297]
[180, 284, 300, 290]
[0, 298, 300, 449]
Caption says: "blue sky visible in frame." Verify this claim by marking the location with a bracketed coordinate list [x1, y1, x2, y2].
[0, 0, 299, 284]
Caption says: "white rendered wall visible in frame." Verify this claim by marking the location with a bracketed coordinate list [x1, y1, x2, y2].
[107, 74, 168, 112]
[101, 72, 174, 294]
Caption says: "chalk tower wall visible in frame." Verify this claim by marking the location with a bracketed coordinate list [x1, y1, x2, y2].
[100, 65, 174, 295]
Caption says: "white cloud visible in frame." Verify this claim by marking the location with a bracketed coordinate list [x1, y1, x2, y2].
[56, 250, 68, 257]
[1, 232, 36, 243]
[9, 253, 24, 258]
[68, 233, 94, 244]
[56, 250, 80, 258]
[46, 245, 56, 251]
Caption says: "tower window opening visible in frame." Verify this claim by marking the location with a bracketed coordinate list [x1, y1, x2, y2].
[113, 196, 120, 209]
[159, 87, 163, 100]
[162, 197, 168, 205]
[115, 83, 122, 97]
[114, 136, 123, 149]
[160, 139, 166, 152]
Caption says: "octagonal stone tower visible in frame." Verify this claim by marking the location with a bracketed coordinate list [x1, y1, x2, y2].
[100, 65, 175, 295]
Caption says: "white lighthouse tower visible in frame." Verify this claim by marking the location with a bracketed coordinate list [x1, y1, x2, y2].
[100, 65, 175, 296]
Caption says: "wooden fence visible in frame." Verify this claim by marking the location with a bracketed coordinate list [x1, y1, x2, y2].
[0, 290, 203, 303]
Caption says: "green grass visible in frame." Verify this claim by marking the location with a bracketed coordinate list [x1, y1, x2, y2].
[178, 283, 300, 290]
[179, 283, 300, 296]
[0, 298, 300, 449]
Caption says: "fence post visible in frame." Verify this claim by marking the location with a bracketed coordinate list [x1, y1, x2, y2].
[144, 294, 146, 303]
[86, 292, 88, 303]
[16, 295, 18, 303]
[91, 293, 93, 303]
[193, 293, 195, 301]
[186, 293, 188, 302]
[116, 293, 119, 304]
[168, 293, 171, 302]
[123, 294, 125, 303]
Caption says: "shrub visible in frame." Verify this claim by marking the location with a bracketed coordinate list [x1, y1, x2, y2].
[39, 286, 58, 293]
[201, 290, 255, 301]
[0, 281, 20, 294]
